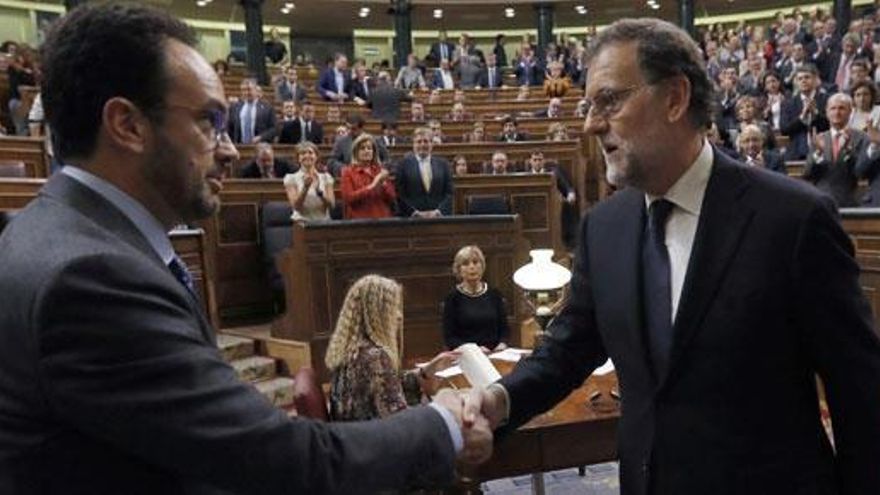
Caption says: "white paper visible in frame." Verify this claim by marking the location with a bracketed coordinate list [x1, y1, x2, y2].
[593, 358, 615, 375]
[489, 347, 531, 362]
[434, 365, 463, 378]
[457, 343, 502, 388]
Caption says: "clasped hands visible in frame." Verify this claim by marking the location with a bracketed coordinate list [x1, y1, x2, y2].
[431, 385, 509, 466]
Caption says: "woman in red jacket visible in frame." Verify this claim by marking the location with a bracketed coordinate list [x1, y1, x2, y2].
[340, 133, 396, 219]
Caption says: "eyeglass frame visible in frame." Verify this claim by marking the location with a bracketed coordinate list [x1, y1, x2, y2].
[583, 84, 650, 121]
[163, 103, 229, 151]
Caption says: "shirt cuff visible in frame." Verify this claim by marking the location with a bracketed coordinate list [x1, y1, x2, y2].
[428, 402, 464, 454]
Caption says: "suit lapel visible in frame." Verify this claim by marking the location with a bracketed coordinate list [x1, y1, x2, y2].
[597, 189, 657, 383]
[660, 153, 754, 388]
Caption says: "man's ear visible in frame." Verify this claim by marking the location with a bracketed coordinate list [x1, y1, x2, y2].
[665, 75, 692, 124]
[101, 97, 150, 154]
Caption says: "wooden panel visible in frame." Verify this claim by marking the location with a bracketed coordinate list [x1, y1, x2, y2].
[841, 209, 880, 338]
[0, 137, 48, 178]
[275, 216, 529, 381]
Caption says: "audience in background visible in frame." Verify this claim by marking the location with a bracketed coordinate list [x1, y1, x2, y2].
[736, 124, 786, 174]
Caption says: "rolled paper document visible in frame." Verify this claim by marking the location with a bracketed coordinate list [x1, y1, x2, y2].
[456, 343, 502, 388]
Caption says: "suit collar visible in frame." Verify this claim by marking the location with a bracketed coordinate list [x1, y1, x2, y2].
[41, 171, 165, 267]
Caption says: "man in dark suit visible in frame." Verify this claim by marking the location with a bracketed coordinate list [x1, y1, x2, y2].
[299, 101, 324, 145]
[0, 5, 492, 494]
[227, 78, 276, 144]
[781, 64, 829, 160]
[533, 97, 562, 119]
[497, 116, 528, 142]
[805, 92, 872, 207]
[346, 63, 373, 105]
[465, 18, 880, 495]
[428, 30, 455, 66]
[514, 46, 544, 86]
[368, 71, 411, 122]
[239, 143, 296, 178]
[432, 59, 456, 90]
[274, 65, 308, 103]
[260, 100, 301, 144]
[477, 53, 504, 89]
[526, 150, 579, 248]
[317, 53, 350, 102]
[394, 127, 453, 217]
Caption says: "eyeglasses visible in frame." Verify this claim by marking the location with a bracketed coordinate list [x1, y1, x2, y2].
[584, 84, 648, 121]
[166, 104, 228, 151]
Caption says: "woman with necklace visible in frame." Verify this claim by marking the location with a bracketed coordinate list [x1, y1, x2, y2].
[442, 245, 510, 352]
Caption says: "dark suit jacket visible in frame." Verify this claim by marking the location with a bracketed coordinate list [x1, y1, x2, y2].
[346, 77, 374, 102]
[318, 68, 351, 101]
[497, 133, 528, 143]
[0, 173, 457, 494]
[431, 69, 456, 90]
[855, 139, 880, 206]
[428, 41, 456, 64]
[394, 153, 454, 216]
[227, 99, 276, 144]
[804, 129, 869, 207]
[239, 159, 296, 179]
[260, 118, 301, 144]
[780, 92, 830, 160]
[301, 119, 324, 145]
[477, 66, 503, 88]
[369, 83, 412, 122]
[275, 81, 308, 103]
[498, 150, 880, 495]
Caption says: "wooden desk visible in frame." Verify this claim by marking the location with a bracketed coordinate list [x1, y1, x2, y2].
[841, 208, 880, 337]
[274, 215, 529, 380]
[0, 137, 49, 178]
[430, 358, 620, 487]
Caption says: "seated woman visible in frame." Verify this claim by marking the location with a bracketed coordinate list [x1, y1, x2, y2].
[326, 275, 457, 421]
[547, 122, 570, 141]
[283, 142, 335, 221]
[340, 133, 396, 219]
[443, 245, 510, 352]
[453, 155, 469, 176]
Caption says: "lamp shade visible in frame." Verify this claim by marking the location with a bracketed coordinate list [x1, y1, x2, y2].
[513, 249, 572, 291]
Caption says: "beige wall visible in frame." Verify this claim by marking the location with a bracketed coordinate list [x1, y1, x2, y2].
[0, 6, 35, 46]
[196, 28, 229, 65]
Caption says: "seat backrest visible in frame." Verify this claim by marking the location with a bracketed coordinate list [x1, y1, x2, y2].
[260, 201, 294, 292]
[0, 161, 26, 178]
[466, 195, 510, 215]
[292, 367, 329, 421]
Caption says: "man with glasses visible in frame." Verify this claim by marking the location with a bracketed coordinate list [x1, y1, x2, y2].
[465, 18, 880, 495]
[0, 4, 492, 493]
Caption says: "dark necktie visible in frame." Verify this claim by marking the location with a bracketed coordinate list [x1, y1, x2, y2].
[168, 254, 196, 297]
[642, 199, 675, 377]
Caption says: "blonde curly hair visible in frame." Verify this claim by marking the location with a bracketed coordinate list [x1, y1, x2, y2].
[325, 275, 403, 371]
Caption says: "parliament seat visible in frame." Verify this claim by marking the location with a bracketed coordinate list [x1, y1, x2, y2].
[466, 195, 509, 215]
[0, 160, 26, 178]
[260, 201, 294, 303]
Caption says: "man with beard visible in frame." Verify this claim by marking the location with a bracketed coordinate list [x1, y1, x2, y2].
[464, 17, 880, 495]
[0, 4, 492, 494]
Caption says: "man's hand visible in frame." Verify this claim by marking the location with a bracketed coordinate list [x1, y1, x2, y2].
[811, 128, 825, 156]
[432, 389, 494, 465]
[867, 119, 880, 144]
[463, 386, 508, 431]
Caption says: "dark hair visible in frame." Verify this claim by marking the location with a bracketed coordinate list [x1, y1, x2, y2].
[40, 3, 196, 161]
[794, 63, 819, 77]
[381, 121, 397, 130]
[587, 18, 713, 129]
[502, 115, 518, 126]
[850, 80, 877, 107]
[346, 113, 365, 129]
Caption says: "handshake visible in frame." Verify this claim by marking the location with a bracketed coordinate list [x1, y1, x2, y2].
[430, 386, 510, 466]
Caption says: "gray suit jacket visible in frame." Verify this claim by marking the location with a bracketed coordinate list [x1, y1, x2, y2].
[0, 172, 455, 494]
[804, 128, 869, 207]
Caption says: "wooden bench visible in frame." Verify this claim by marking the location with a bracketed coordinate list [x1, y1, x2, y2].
[0, 136, 49, 178]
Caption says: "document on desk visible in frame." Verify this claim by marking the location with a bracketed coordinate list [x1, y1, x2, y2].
[457, 343, 502, 388]
[488, 347, 531, 362]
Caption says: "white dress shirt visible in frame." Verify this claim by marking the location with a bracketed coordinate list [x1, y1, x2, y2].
[645, 140, 713, 321]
